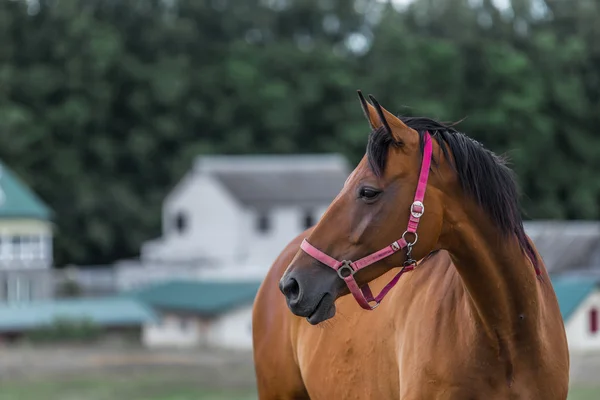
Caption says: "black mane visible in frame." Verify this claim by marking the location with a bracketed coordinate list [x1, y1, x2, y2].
[366, 116, 538, 270]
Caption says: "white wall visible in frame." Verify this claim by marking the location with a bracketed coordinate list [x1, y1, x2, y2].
[141, 306, 255, 350]
[242, 205, 330, 267]
[143, 173, 244, 264]
[207, 305, 254, 350]
[565, 290, 600, 352]
[142, 312, 207, 348]
[242, 207, 302, 267]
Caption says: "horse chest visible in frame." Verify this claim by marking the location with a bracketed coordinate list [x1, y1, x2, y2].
[296, 319, 400, 399]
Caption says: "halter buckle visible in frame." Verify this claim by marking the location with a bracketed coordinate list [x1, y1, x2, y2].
[403, 258, 417, 267]
[337, 261, 355, 279]
[410, 201, 425, 218]
[403, 235, 417, 267]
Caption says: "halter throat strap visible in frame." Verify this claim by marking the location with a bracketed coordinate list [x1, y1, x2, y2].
[300, 131, 433, 310]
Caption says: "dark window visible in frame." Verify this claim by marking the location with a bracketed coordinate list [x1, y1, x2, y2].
[257, 213, 270, 233]
[11, 236, 20, 257]
[303, 210, 315, 229]
[174, 211, 187, 234]
[2, 279, 8, 301]
[590, 308, 598, 334]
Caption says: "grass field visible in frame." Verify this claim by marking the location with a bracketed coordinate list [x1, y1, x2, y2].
[0, 346, 597, 399]
[568, 387, 600, 400]
[0, 373, 258, 400]
[0, 374, 595, 400]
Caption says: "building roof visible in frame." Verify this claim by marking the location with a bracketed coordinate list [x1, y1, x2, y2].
[194, 154, 351, 209]
[0, 162, 52, 220]
[128, 280, 262, 316]
[524, 221, 600, 274]
[0, 297, 156, 332]
[551, 276, 599, 320]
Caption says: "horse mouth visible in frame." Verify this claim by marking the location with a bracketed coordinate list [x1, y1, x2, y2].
[306, 293, 336, 325]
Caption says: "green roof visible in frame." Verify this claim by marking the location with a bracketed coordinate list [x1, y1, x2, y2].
[0, 162, 52, 219]
[128, 280, 262, 315]
[551, 276, 598, 320]
[0, 297, 157, 332]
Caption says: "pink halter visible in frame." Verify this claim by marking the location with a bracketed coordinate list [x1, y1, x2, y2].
[300, 132, 433, 310]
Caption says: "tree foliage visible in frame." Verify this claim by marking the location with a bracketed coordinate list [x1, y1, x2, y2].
[0, 0, 598, 266]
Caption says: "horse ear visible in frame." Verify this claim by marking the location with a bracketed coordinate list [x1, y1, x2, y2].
[357, 90, 378, 130]
[367, 94, 417, 146]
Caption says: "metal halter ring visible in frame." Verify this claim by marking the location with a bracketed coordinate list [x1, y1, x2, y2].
[368, 300, 380, 309]
[402, 231, 419, 246]
[337, 261, 355, 279]
[410, 201, 425, 218]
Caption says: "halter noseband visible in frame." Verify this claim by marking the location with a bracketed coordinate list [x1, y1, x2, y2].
[300, 131, 433, 310]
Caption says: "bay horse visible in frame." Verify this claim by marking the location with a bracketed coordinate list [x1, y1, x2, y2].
[252, 92, 569, 399]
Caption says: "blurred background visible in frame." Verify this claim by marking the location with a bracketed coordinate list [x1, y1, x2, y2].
[0, 0, 599, 398]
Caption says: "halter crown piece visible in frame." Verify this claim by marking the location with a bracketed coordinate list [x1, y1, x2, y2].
[300, 131, 433, 310]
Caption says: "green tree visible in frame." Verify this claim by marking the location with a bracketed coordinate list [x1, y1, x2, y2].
[1, 0, 600, 267]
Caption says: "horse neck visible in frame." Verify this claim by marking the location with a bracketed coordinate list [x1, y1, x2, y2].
[438, 196, 541, 339]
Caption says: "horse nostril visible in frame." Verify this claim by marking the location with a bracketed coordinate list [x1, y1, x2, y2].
[281, 277, 301, 303]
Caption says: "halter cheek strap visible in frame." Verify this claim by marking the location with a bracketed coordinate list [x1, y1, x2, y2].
[300, 131, 433, 310]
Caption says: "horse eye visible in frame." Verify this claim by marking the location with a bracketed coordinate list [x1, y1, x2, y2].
[359, 187, 382, 200]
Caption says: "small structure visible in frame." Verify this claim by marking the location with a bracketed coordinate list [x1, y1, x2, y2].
[0, 296, 156, 342]
[53, 265, 117, 298]
[129, 280, 261, 349]
[0, 162, 54, 303]
[552, 275, 600, 352]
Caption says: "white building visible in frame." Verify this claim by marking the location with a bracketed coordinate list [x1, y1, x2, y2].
[0, 161, 54, 303]
[129, 280, 259, 350]
[116, 154, 350, 290]
[524, 221, 600, 353]
[524, 221, 600, 275]
[552, 276, 600, 353]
